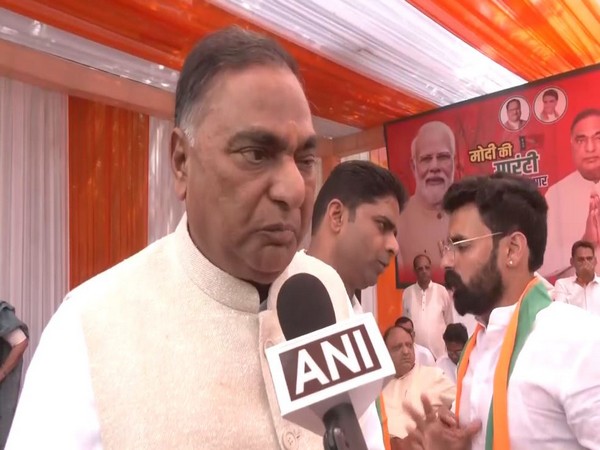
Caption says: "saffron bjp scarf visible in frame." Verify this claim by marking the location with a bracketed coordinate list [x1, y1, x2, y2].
[455, 278, 551, 450]
[375, 395, 392, 450]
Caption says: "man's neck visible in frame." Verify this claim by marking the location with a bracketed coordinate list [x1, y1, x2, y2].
[307, 239, 355, 299]
[396, 363, 415, 379]
[480, 272, 534, 326]
[417, 280, 430, 291]
[576, 274, 595, 287]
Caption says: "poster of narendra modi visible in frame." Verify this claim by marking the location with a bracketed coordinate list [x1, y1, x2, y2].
[385, 64, 600, 288]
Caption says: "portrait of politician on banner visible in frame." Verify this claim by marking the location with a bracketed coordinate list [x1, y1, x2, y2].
[386, 65, 600, 287]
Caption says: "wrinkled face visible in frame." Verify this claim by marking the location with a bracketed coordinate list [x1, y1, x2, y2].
[171, 66, 317, 284]
[337, 196, 401, 290]
[571, 115, 600, 181]
[507, 100, 522, 123]
[413, 255, 432, 286]
[571, 246, 596, 278]
[412, 132, 455, 207]
[385, 327, 415, 378]
[542, 94, 557, 115]
[445, 341, 465, 365]
[442, 204, 504, 317]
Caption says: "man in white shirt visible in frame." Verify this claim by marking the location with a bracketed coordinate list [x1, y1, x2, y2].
[435, 323, 468, 384]
[554, 240, 600, 315]
[395, 316, 436, 366]
[542, 108, 600, 278]
[7, 27, 327, 450]
[382, 326, 455, 448]
[405, 172, 600, 450]
[403, 254, 453, 358]
[269, 160, 408, 449]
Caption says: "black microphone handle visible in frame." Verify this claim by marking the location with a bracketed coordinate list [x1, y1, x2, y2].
[322, 403, 368, 450]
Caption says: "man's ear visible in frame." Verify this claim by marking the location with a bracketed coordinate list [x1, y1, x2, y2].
[171, 128, 190, 201]
[326, 199, 345, 233]
[504, 232, 528, 268]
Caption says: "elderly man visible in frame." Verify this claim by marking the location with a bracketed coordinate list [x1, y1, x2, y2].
[397, 121, 455, 272]
[403, 254, 453, 359]
[8, 27, 322, 449]
[406, 172, 600, 450]
[395, 316, 435, 367]
[543, 108, 600, 278]
[382, 326, 455, 447]
[0, 302, 28, 448]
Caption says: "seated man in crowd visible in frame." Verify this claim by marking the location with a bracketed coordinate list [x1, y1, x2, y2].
[395, 316, 435, 366]
[435, 323, 468, 384]
[382, 325, 455, 448]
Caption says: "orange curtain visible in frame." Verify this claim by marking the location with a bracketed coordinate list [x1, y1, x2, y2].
[68, 97, 149, 289]
[407, 0, 600, 81]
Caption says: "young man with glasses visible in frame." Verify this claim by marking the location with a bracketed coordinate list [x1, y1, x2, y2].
[405, 172, 600, 450]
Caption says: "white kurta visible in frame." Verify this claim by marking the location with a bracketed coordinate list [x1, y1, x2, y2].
[458, 301, 600, 449]
[543, 171, 600, 278]
[6, 217, 323, 450]
[415, 344, 436, 367]
[403, 282, 453, 359]
[382, 364, 455, 438]
[435, 354, 457, 384]
[554, 275, 600, 316]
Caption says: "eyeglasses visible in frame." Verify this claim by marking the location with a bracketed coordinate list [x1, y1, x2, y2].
[441, 232, 503, 259]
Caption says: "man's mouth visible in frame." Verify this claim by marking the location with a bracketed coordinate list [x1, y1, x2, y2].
[425, 177, 445, 185]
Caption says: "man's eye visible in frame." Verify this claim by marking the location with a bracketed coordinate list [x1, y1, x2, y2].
[241, 148, 268, 163]
[297, 156, 316, 169]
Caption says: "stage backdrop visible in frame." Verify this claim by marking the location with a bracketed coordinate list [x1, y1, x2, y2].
[386, 64, 600, 288]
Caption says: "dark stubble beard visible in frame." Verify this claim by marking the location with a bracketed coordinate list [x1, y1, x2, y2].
[445, 246, 504, 317]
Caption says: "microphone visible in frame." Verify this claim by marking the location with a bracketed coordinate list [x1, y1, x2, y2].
[267, 273, 395, 449]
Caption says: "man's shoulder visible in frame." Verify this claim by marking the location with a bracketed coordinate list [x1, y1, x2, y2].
[535, 302, 600, 341]
[67, 233, 175, 305]
[267, 251, 351, 319]
[417, 364, 448, 382]
[545, 171, 581, 200]
[554, 276, 576, 287]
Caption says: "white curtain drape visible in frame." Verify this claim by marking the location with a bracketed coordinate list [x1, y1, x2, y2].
[0, 77, 68, 373]
[148, 117, 185, 243]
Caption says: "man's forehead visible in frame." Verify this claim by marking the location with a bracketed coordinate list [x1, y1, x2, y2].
[575, 247, 595, 257]
[573, 116, 600, 134]
[448, 204, 487, 236]
[415, 256, 430, 267]
[358, 196, 400, 215]
[417, 133, 450, 153]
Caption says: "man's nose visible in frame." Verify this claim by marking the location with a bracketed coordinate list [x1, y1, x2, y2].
[441, 250, 454, 268]
[269, 156, 306, 210]
[386, 235, 399, 256]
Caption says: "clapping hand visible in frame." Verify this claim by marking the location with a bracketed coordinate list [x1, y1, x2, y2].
[401, 395, 481, 450]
